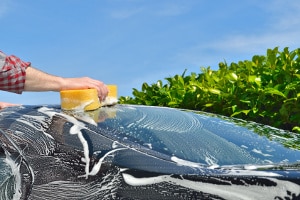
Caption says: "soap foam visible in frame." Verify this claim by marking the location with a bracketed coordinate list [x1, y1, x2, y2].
[122, 172, 299, 200]
[4, 152, 22, 200]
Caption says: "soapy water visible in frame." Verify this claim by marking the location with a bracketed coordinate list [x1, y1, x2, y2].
[0, 104, 299, 199]
[0, 154, 19, 200]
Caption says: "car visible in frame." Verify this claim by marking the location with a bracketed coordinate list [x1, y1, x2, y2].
[0, 104, 299, 199]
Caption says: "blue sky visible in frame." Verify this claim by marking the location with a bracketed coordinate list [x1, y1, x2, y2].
[1, 0, 300, 105]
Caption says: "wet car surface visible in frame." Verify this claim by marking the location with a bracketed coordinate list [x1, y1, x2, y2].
[0, 104, 299, 199]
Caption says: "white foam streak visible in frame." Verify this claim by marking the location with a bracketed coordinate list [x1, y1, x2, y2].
[171, 156, 205, 168]
[70, 124, 91, 178]
[252, 148, 273, 157]
[88, 147, 126, 176]
[122, 173, 166, 186]
[122, 173, 299, 200]
[171, 156, 281, 177]
[4, 152, 21, 200]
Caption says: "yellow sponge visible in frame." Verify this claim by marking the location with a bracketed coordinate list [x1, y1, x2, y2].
[60, 88, 100, 111]
[107, 85, 117, 99]
[60, 85, 118, 111]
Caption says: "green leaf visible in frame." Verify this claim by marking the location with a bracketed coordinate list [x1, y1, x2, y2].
[142, 83, 149, 91]
[292, 126, 300, 133]
[204, 103, 214, 107]
[168, 101, 179, 107]
[230, 72, 238, 81]
[295, 74, 300, 80]
[156, 80, 163, 88]
[264, 88, 286, 98]
[231, 105, 237, 112]
[231, 109, 251, 117]
[239, 99, 251, 104]
[208, 88, 221, 95]
[248, 75, 261, 86]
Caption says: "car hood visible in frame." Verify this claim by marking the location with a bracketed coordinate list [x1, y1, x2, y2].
[0, 104, 299, 199]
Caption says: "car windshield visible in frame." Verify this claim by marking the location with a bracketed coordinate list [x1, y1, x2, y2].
[95, 105, 300, 167]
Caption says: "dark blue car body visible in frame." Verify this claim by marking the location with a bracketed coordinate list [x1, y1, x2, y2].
[0, 104, 299, 199]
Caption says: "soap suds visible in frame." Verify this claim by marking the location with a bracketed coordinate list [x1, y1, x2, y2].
[4, 152, 22, 200]
[122, 173, 298, 200]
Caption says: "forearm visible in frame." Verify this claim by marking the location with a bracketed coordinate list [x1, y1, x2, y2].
[24, 67, 109, 100]
[24, 67, 64, 91]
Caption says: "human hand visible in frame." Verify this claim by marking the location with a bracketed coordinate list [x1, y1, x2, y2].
[0, 102, 20, 109]
[61, 77, 109, 101]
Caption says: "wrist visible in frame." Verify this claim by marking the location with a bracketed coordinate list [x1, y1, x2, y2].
[57, 77, 68, 91]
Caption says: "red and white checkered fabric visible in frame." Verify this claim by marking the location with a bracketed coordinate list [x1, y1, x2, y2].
[0, 51, 31, 94]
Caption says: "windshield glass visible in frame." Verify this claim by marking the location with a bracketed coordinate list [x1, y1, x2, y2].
[97, 105, 300, 166]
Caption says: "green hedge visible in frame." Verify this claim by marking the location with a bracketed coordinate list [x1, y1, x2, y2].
[119, 47, 300, 133]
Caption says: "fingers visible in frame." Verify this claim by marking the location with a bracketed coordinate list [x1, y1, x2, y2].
[0, 102, 20, 109]
[82, 78, 109, 101]
[62, 77, 109, 101]
[96, 82, 109, 101]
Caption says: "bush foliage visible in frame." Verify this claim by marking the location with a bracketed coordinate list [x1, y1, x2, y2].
[119, 47, 300, 133]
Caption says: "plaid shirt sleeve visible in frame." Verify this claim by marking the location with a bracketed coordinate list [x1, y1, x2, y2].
[0, 51, 31, 94]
